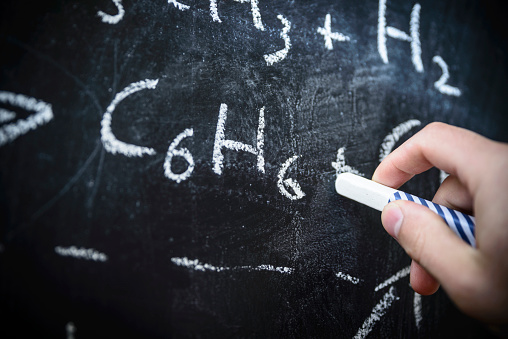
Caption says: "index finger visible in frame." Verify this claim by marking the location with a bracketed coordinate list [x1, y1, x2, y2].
[372, 122, 494, 194]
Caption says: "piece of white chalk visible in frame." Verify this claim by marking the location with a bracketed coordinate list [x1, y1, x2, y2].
[335, 173, 397, 211]
[335, 172, 476, 247]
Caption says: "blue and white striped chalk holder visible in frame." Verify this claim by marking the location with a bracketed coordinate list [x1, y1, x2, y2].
[335, 172, 476, 247]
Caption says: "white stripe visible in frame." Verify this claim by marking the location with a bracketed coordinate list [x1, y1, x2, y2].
[455, 211, 476, 246]
[440, 205, 460, 237]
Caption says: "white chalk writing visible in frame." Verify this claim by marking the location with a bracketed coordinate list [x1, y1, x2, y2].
[379, 119, 421, 162]
[336, 271, 361, 284]
[317, 14, 350, 50]
[433, 55, 462, 97]
[378, 0, 423, 73]
[164, 128, 195, 183]
[0, 108, 15, 123]
[277, 155, 306, 200]
[97, 0, 125, 24]
[55, 246, 108, 262]
[0, 91, 53, 147]
[264, 15, 291, 66]
[168, 0, 190, 11]
[171, 257, 293, 274]
[374, 266, 410, 292]
[414, 292, 423, 329]
[332, 147, 364, 176]
[354, 286, 399, 339]
[212, 104, 265, 175]
[101, 79, 158, 157]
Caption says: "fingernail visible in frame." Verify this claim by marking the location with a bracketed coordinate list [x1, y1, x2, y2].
[382, 203, 403, 239]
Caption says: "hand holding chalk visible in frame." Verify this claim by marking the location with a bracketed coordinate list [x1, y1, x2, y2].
[371, 122, 508, 327]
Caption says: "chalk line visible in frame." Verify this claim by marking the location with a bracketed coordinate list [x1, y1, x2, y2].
[378, 0, 423, 72]
[414, 292, 422, 329]
[97, 0, 125, 24]
[433, 56, 461, 97]
[354, 286, 399, 339]
[212, 104, 265, 175]
[0, 108, 15, 123]
[336, 271, 361, 285]
[168, 0, 190, 11]
[231, 0, 265, 30]
[55, 246, 108, 262]
[317, 13, 350, 50]
[100, 79, 158, 157]
[264, 15, 291, 66]
[210, 0, 221, 22]
[164, 128, 195, 183]
[331, 147, 363, 176]
[379, 119, 421, 162]
[277, 155, 306, 200]
[374, 266, 410, 292]
[66, 322, 76, 339]
[0, 91, 53, 147]
[171, 257, 293, 274]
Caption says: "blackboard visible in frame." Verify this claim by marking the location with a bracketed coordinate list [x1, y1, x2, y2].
[1, 0, 507, 337]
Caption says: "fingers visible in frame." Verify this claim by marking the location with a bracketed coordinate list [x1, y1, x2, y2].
[409, 260, 440, 296]
[433, 175, 473, 214]
[381, 200, 476, 294]
[372, 122, 493, 193]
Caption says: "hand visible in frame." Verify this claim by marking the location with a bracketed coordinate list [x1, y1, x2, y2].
[372, 122, 508, 325]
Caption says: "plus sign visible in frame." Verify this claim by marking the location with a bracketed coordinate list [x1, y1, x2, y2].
[317, 14, 350, 50]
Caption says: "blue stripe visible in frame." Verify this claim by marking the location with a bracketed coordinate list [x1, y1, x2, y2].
[447, 208, 469, 243]
[417, 197, 429, 208]
[433, 202, 445, 220]
[405, 193, 415, 202]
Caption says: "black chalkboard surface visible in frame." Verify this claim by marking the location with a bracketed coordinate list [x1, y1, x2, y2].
[1, 0, 507, 337]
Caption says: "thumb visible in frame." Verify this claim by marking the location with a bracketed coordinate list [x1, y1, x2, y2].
[381, 200, 476, 295]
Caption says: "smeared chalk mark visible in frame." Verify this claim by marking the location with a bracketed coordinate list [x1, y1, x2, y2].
[212, 104, 265, 175]
[277, 155, 306, 200]
[66, 322, 76, 339]
[317, 13, 350, 50]
[101, 79, 158, 157]
[374, 266, 410, 292]
[210, 0, 221, 22]
[0, 108, 16, 123]
[378, 0, 423, 73]
[331, 147, 364, 176]
[168, 0, 190, 11]
[354, 287, 399, 339]
[264, 15, 291, 66]
[440, 170, 449, 184]
[231, 0, 265, 30]
[336, 271, 361, 284]
[0, 91, 53, 147]
[433, 55, 462, 97]
[171, 257, 293, 274]
[98, 0, 125, 24]
[414, 292, 423, 329]
[55, 246, 108, 262]
[164, 128, 194, 183]
[379, 119, 421, 162]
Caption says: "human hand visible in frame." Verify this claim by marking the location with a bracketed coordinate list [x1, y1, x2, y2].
[372, 122, 508, 325]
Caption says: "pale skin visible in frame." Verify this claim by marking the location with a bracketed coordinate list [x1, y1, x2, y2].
[372, 122, 508, 326]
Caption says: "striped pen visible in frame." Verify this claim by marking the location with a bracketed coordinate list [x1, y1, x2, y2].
[335, 172, 476, 247]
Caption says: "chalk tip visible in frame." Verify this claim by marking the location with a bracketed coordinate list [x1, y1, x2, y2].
[335, 172, 397, 211]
